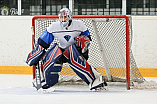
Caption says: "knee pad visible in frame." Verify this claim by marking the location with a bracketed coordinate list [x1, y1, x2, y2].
[42, 43, 62, 71]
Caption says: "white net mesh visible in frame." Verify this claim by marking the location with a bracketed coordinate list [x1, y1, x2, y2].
[33, 16, 145, 86]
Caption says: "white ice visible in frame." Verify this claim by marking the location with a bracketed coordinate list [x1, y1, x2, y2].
[0, 74, 157, 104]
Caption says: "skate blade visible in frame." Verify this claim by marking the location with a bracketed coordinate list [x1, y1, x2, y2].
[94, 86, 108, 92]
[37, 88, 56, 93]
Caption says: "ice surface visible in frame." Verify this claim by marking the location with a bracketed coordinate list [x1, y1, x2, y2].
[0, 74, 157, 104]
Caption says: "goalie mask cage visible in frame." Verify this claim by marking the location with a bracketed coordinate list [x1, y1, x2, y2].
[32, 15, 145, 90]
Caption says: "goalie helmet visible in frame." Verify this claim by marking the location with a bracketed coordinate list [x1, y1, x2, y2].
[58, 8, 72, 27]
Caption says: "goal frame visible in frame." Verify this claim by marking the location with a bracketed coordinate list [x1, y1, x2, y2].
[32, 15, 130, 90]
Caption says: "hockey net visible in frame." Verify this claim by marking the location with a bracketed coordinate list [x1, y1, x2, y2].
[32, 15, 147, 90]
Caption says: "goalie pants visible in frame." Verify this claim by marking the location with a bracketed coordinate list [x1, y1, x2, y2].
[41, 44, 101, 89]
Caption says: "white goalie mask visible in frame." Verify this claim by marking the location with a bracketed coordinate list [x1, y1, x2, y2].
[58, 8, 72, 27]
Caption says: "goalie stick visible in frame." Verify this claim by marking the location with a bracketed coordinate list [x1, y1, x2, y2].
[32, 27, 42, 90]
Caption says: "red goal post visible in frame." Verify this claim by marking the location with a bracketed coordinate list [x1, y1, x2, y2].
[32, 15, 143, 90]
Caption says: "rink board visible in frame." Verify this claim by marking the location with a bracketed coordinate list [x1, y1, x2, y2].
[0, 66, 157, 77]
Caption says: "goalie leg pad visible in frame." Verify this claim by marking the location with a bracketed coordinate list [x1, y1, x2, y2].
[41, 43, 63, 89]
[42, 64, 62, 89]
[63, 44, 101, 85]
[26, 44, 45, 66]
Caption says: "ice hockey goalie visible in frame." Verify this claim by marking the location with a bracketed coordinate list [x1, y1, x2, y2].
[26, 8, 107, 91]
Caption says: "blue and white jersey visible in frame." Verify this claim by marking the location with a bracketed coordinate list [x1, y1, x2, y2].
[38, 20, 91, 49]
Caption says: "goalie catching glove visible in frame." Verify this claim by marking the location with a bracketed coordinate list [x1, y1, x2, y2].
[75, 36, 90, 53]
[26, 44, 45, 66]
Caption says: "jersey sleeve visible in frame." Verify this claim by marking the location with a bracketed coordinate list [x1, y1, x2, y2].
[38, 30, 54, 49]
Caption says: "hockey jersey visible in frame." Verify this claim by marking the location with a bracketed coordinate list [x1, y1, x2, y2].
[38, 20, 91, 49]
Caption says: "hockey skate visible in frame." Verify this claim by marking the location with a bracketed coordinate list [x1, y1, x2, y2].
[94, 81, 108, 91]
[89, 75, 108, 91]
